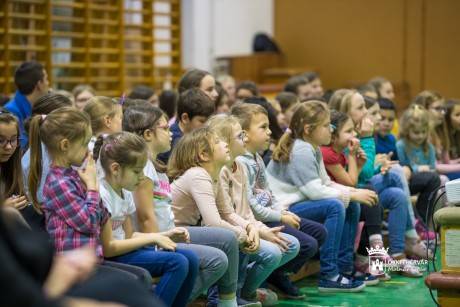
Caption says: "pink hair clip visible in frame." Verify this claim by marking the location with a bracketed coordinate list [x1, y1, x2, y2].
[102, 134, 110, 140]
[285, 128, 292, 134]
[104, 143, 114, 152]
[41, 114, 47, 121]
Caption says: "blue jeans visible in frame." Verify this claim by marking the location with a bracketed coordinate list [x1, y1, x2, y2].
[107, 247, 198, 307]
[239, 234, 300, 297]
[371, 171, 415, 255]
[289, 198, 360, 279]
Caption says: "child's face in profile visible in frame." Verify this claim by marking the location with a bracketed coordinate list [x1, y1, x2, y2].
[335, 118, 357, 149]
[366, 103, 382, 128]
[377, 109, 396, 137]
[450, 105, 460, 131]
[68, 127, 92, 167]
[244, 114, 271, 153]
[349, 93, 368, 125]
[379, 81, 395, 100]
[120, 162, 146, 191]
[230, 123, 247, 159]
[212, 134, 230, 165]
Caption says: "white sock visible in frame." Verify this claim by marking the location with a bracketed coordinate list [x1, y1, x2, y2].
[329, 274, 350, 284]
[219, 298, 237, 307]
[369, 234, 382, 242]
[406, 229, 418, 238]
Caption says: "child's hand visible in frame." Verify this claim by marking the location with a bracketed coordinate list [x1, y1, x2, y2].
[78, 152, 98, 192]
[161, 227, 189, 244]
[357, 148, 367, 168]
[357, 118, 374, 138]
[244, 225, 260, 253]
[43, 245, 97, 299]
[350, 189, 379, 207]
[281, 213, 300, 229]
[380, 152, 398, 174]
[4, 195, 28, 210]
[418, 165, 431, 172]
[259, 226, 291, 252]
[151, 233, 177, 251]
[375, 153, 387, 167]
[347, 138, 361, 154]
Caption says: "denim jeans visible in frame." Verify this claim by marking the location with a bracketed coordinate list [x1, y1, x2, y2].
[388, 164, 416, 225]
[266, 218, 327, 274]
[186, 226, 237, 295]
[239, 234, 299, 297]
[289, 198, 360, 279]
[371, 172, 413, 255]
[107, 247, 198, 307]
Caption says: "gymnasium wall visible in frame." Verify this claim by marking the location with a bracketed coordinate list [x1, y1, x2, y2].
[274, 0, 460, 105]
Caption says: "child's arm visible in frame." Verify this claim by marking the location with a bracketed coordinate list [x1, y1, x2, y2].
[189, 170, 248, 243]
[132, 178, 159, 233]
[100, 219, 176, 257]
[122, 215, 134, 239]
[357, 137, 376, 182]
[46, 176, 101, 234]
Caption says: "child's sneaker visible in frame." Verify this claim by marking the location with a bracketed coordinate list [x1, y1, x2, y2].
[243, 288, 278, 307]
[341, 270, 380, 286]
[267, 274, 306, 300]
[318, 275, 366, 292]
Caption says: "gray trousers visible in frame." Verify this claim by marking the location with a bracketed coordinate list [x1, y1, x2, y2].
[183, 226, 239, 296]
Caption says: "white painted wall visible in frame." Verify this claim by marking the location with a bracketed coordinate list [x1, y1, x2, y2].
[181, 0, 274, 71]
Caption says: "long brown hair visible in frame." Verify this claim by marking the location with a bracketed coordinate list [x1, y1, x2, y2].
[272, 101, 329, 163]
[28, 107, 90, 212]
[445, 99, 460, 159]
[0, 108, 26, 199]
[167, 127, 215, 181]
[122, 104, 167, 172]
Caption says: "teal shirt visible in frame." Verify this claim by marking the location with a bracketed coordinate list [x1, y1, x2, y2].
[345, 137, 376, 187]
[396, 139, 436, 172]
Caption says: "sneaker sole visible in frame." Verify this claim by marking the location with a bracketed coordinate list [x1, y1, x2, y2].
[363, 278, 380, 286]
[318, 283, 366, 293]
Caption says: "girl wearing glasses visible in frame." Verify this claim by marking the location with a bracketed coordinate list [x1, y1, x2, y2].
[123, 104, 244, 306]
[0, 108, 28, 211]
[413, 91, 460, 180]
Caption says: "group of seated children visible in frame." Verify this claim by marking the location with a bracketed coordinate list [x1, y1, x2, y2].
[2, 62, 459, 306]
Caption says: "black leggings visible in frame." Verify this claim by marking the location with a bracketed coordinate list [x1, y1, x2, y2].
[409, 171, 441, 224]
[357, 184, 384, 256]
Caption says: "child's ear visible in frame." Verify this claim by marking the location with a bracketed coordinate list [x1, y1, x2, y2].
[103, 115, 111, 128]
[143, 129, 153, 141]
[180, 113, 190, 124]
[110, 162, 120, 175]
[59, 138, 69, 152]
[198, 152, 210, 162]
[303, 124, 311, 135]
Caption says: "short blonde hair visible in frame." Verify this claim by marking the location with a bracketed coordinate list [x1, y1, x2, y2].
[207, 114, 240, 148]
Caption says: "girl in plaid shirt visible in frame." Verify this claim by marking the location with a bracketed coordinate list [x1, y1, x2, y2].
[28, 107, 196, 306]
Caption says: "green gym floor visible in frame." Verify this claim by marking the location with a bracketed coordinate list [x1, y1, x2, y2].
[276, 249, 441, 307]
